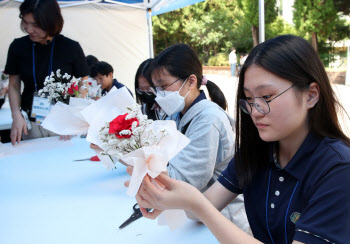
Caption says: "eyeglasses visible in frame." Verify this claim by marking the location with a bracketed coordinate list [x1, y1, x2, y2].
[239, 85, 294, 114]
[155, 77, 182, 96]
[136, 87, 156, 95]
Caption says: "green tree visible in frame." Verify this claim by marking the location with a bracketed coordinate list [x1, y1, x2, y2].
[237, 0, 278, 47]
[152, 0, 253, 64]
[293, 0, 339, 52]
[266, 16, 299, 40]
[183, 0, 247, 62]
[152, 10, 190, 55]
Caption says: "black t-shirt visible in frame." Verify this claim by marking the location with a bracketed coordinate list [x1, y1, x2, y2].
[4, 34, 89, 114]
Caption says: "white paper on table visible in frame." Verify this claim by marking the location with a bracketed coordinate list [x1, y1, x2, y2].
[158, 209, 188, 231]
[41, 99, 92, 135]
[81, 86, 136, 150]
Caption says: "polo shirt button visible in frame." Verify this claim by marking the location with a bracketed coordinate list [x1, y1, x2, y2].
[275, 190, 280, 196]
[279, 176, 284, 182]
[271, 203, 275, 208]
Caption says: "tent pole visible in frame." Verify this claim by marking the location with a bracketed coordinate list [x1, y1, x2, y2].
[259, 0, 265, 44]
[147, 8, 154, 58]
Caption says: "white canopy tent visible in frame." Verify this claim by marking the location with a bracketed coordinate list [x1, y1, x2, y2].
[0, 0, 204, 91]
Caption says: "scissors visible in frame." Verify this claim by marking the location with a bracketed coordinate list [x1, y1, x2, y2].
[119, 203, 143, 229]
[73, 156, 100, 161]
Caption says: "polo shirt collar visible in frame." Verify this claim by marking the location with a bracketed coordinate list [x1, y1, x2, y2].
[269, 132, 323, 180]
[179, 90, 206, 119]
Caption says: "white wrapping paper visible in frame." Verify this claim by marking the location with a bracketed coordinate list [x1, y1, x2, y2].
[122, 120, 190, 197]
[80, 87, 135, 168]
[81, 87, 136, 148]
[41, 98, 93, 135]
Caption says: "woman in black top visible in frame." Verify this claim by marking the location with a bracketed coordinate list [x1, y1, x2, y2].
[5, 0, 89, 145]
[135, 59, 166, 121]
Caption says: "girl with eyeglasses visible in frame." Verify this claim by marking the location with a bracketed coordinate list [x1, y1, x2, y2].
[132, 35, 350, 243]
[129, 44, 250, 232]
[134, 59, 166, 121]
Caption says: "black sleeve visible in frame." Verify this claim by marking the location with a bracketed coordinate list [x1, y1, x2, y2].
[4, 40, 20, 75]
[72, 42, 89, 78]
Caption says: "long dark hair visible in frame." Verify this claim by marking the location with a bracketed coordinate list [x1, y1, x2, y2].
[135, 58, 154, 104]
[150, 43, 228, 110]
[235, 35, 350, 187]
[134, 58, 157, 119]
[20, 0, 64, 36]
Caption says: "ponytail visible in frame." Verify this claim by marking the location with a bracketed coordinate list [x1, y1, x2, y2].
[149, 43, 228, 111]
[204, 80, 228, 111]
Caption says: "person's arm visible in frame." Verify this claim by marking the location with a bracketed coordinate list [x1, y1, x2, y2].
[186, 181, 238, 221]
[137, 173, 260, 244]
[167, 122, 221, 190]
[8, 75, 27, 145]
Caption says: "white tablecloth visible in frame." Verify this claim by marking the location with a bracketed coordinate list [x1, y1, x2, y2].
[0, 137, 218, 244]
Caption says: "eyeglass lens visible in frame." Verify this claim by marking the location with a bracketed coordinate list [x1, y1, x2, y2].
[239, 98, 270, 114]
[136, 88, 155, 95]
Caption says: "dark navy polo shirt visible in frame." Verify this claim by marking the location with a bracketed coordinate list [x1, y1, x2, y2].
[218, 132, 350, 244]
[101, 78, 133, 97]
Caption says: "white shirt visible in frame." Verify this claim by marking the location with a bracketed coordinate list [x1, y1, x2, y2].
[229, 51, 237, 64]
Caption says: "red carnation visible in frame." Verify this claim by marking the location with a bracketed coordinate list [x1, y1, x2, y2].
[109, 113, 139, 139]
[67, 82, 79, 95]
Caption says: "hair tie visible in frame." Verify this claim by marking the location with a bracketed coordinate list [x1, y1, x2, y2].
[202, 75, 208, 86]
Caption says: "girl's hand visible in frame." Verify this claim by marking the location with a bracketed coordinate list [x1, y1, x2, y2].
[136, 173, 202, 219]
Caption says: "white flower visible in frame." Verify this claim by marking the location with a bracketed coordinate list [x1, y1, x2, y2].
[62, 73, 69, 79]
[56, 69, 61, 78]
[119, 130, 132, 136]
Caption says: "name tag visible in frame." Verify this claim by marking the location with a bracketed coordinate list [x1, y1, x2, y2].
[31, 94, 52, 119]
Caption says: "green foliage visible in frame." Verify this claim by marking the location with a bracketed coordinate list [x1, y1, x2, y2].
[152, 0, 252, 64]
[151, 0, 346, 66]
[293, 0, 339, 40]
[266, 16, 300, 39]
[237, 0, 278, 26]
[207, 53, 230, 66]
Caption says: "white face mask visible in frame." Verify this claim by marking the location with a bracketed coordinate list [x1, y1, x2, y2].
[155, 78, 191, 116]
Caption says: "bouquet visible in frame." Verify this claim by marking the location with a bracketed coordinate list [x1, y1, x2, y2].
[38, 69, 89, 104]
[99, 104, 168, 158]
[88, 89, 190, 230]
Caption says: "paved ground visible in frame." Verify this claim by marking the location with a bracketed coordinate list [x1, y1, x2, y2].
[205, 74, 350, 137]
